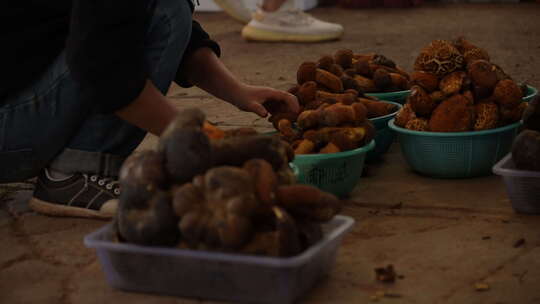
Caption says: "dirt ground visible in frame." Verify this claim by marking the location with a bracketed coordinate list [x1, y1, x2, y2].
[2, 2, 540, 304]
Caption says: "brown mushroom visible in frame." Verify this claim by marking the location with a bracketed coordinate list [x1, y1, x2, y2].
[408, 85, 437, 117]
[474, 102, 499, 131]
[335, 49, 354, 69]
[394, 103, 417, 127]
[429, 94, 475, 132]
[297, 61, 317, 85]
[317, 55, 335, 71]
[467, 59, 498, 90]
[410, 71, 439, 93]
[158, 109, 213, 185]
[493, 79, 523, 109]
[173, 166, 260, 250]
[439, 71, 467, 96]
[405, 118, 430, 131]
[297, 81, 318, 105]
[275, 184, 341, 222]
[316, 68, 344, 92]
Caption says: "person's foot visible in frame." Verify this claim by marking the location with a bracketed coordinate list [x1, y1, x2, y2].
[241, 9, 344, 42]
[29, 170, 119, 220]
[213, 0, 253, 24]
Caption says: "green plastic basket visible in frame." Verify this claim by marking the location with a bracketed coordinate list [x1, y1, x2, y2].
[388, 119, 522, 178]
[292, 140, 375, 198]
[365, 90, 411, 104]
[523, 85, 538, 102]
[366, 101, 402, 162]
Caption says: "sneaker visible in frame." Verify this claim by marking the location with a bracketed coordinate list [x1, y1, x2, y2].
[29, 170, 119, 220]
[213, 0, 253, 24]
[241, 8, 344, 42]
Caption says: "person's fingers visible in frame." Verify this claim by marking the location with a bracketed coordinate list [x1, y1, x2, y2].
[262, 89, 300, 114]
[277, 90, 300, 113]
[246, 102, 268, 117]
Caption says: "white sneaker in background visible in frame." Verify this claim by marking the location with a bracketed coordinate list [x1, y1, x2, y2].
[213, 0, 253, 24]
[241, 8, 344, 43]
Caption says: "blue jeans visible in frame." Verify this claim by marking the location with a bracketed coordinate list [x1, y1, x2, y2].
[0, 0, 192, 182]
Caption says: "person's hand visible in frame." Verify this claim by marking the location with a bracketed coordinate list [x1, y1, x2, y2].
[230, 84, 300, 117]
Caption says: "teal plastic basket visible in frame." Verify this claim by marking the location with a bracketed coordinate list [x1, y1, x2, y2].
[365, 90, 411, 104]
[292, 140, 375, 198]
[366, 101, 402, 162]
[388, 119, 522, 178]
[523, 85, 538, 102]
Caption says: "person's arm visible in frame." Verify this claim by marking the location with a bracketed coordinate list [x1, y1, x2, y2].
[115, 47, 300, 136]
[115, 80, 179, 136]
[181, 47, 299, 117]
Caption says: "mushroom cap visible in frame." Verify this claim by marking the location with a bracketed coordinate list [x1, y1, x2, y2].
[474, 102, 499, 131]
[463, 48, 490, 66]
[454, 37, 491, 65]
[500, 102, 527, 125]
[414, 40, 464, 77]
[493, 79, 523, 109]
[373, 68, 393, 91]
[394, 103, 417, 127]
[512, 130, 540, 171]
[275, 184, 341, 222]
[405, 117, 429, 131]
[372, 54, 397, 68]
[408, 85, 437, 117]
[159, 128, 213, 185]
[317, 55, 335, 71]
[334, 49, 354, 69]
[118, 150, 168, 210]
[329, 64, 344, 77]
[389, 73, 410, 91]
[297, 61, 317, 85]
[354, 58, 372, 77]
[297, 81, 318, 105]
[119, 150, 167, 191]
[439, 71, 468, 96]
[429, 94, 475, 132]
[117, 191, 179, 246]
[468, 60, 498, 90]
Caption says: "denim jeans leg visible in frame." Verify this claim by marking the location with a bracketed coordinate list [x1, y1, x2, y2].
[0, 53, 91, 182]
[48, 0, 193, 177]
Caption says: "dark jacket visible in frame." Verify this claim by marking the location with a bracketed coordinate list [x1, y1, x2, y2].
[1, 0, 220, 113]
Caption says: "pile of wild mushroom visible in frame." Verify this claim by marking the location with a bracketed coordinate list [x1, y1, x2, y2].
[115, 108, 341, 257]
[266, 49, 405, 155]
[396, 37, 530, 132]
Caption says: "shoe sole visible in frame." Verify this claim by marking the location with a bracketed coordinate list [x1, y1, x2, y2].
[241, 26, 343, 43]
[29, 197, 113, 220]
[213, 0, 251, 24]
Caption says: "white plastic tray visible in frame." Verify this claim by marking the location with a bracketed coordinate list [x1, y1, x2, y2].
[85, 215, 354, 304]
[493, 153, 540, 214]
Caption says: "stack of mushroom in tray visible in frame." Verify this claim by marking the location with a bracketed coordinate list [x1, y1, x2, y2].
[267, 49, 406, 155]
[395, 37, 529, 132]
[114, 108, 342, 257]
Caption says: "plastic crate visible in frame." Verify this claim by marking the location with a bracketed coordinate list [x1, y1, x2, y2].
[388, 119, 521, 178]
[84, 215, 355, 304]
[493, 154, 540, 214]
[293, 140, 375, 198]
[367, 101, 402, 162]
[365, 89, 411, 104]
